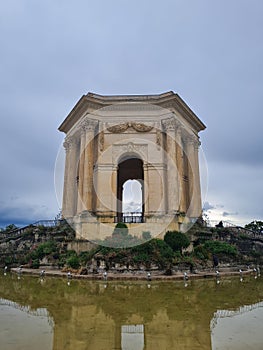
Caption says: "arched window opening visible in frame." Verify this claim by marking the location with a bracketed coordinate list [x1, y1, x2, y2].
[116, 157, 144, 223]
[122, 180, 143, 214]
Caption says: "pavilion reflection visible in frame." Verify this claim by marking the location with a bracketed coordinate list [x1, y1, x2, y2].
[210, 301, 263, 350]
[0, 274, 262, 350]
[121, 325, 144, 350]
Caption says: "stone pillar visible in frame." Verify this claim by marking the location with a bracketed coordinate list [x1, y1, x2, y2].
[82, 119, 97, 212]
[185, 135, 202, 218]
[190, 137, 202, 218]
[111, 165, 118, 215]
[162, 118, 179, 214]
[94, 164, 116, 217]
[175, 126, 187, 214]
[147, 163, 166, 215]
[143, 163, 149, 217]
[77, 127, 86, 213]
[62, 136, 78, 218]
[192, 138, 202, 218]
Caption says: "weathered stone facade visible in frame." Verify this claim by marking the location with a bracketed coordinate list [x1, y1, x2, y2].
[58, 91, 206, 240]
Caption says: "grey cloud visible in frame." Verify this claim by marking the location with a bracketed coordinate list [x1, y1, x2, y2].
[0, 203, 54, 229]
[123, 202, 142, 213]
[222, 211, 239, 217]
[203, 202, 215, 211]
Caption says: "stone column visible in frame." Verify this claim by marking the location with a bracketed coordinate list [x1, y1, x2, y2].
[62, 136, 78, 218]
[94, 164, 115, 217]
[77, 126, 86, 213]
[162, 118, 179, 214]
[82, 119, 97, 212]
[177, 127, 188, 214]
[185, 135, 202, 218]
[143, 163, 149, 217]
[147, 163, 166, 215]
[111, 165, 118, 216]
[192, 138, 202, 218]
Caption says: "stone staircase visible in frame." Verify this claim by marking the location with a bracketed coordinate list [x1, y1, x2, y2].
[0, 220, 61, 243]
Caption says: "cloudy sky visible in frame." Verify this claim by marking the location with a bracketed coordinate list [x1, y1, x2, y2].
[0, 0, 262, 228]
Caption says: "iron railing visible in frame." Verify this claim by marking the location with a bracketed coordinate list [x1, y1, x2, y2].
[114, 212, 144, 223]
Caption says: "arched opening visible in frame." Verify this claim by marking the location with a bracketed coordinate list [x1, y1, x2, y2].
[123, 179, 143, 213]
[117, 157, 144, 223]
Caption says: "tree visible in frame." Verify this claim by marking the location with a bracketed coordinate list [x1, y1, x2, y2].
[5, 224, 18, 232]
[67, 255, 80, 269]
[245, 220, 263, 234]
[164, 231, 190, 254]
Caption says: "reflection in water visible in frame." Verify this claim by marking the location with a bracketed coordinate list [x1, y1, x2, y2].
[121, 325, 144, 350]
[211, 302, 263, 349]
[0, 274, 262, 349]
[0, 298, 53, 350]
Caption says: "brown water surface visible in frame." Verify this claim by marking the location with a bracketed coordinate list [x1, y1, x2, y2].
[0, 273, 262, 349]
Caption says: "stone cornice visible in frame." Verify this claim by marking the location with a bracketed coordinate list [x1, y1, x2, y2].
[159, 94, 206, 133]
[58, 96, 102, 134]
[58, 91, 206, 134]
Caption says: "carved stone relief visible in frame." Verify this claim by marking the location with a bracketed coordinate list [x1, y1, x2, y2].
[112, 142, 148, 164]
[63, 136, 77, 152]
[107, 122, 153, 133]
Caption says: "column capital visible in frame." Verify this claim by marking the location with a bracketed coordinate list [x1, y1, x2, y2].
[162, 117, 181, 132]
[63, 136, 77, 152]
[186, 136, 201, 149]
[80, 118, 98, 134]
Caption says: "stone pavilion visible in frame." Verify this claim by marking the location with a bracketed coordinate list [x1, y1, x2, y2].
[58, 91, 206, 241]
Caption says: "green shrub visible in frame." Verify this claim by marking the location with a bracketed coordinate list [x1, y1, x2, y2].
[66, 255, 80, 269]
[79, 249, 99, 265]
[193, 245, 209, 260]
[133, 253, 150, 264]
[31, 259, 40, 269]
[4, 256, 15, 265]
[164, 231, 190, 254]
[28, 241, 58, 261]
[97, 238, 174, 269]
[203, 240, 237, 256]
[66, 250, 78, 257]
[132, 239, 174, 269]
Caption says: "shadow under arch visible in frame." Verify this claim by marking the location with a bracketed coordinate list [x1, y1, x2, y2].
[117, 155, 144, 223]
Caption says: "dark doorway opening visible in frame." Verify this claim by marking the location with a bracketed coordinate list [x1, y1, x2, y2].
[116, 157, 144, 223]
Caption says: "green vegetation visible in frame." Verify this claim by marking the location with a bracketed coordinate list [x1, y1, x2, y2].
[3, 224, 18, 232]
[25, 240, 59, 268]
[66, 255, 80, 269]
[1, 217, 262, 271]
[203, 240, 237, 256]
[97, 238, 174, 270]
[193, 240, 237, 261]
[193, 245, 209, 261]
[27, 241, 58, 261]
[245, 220, 263, 234]
[164, 231, 190, 253]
